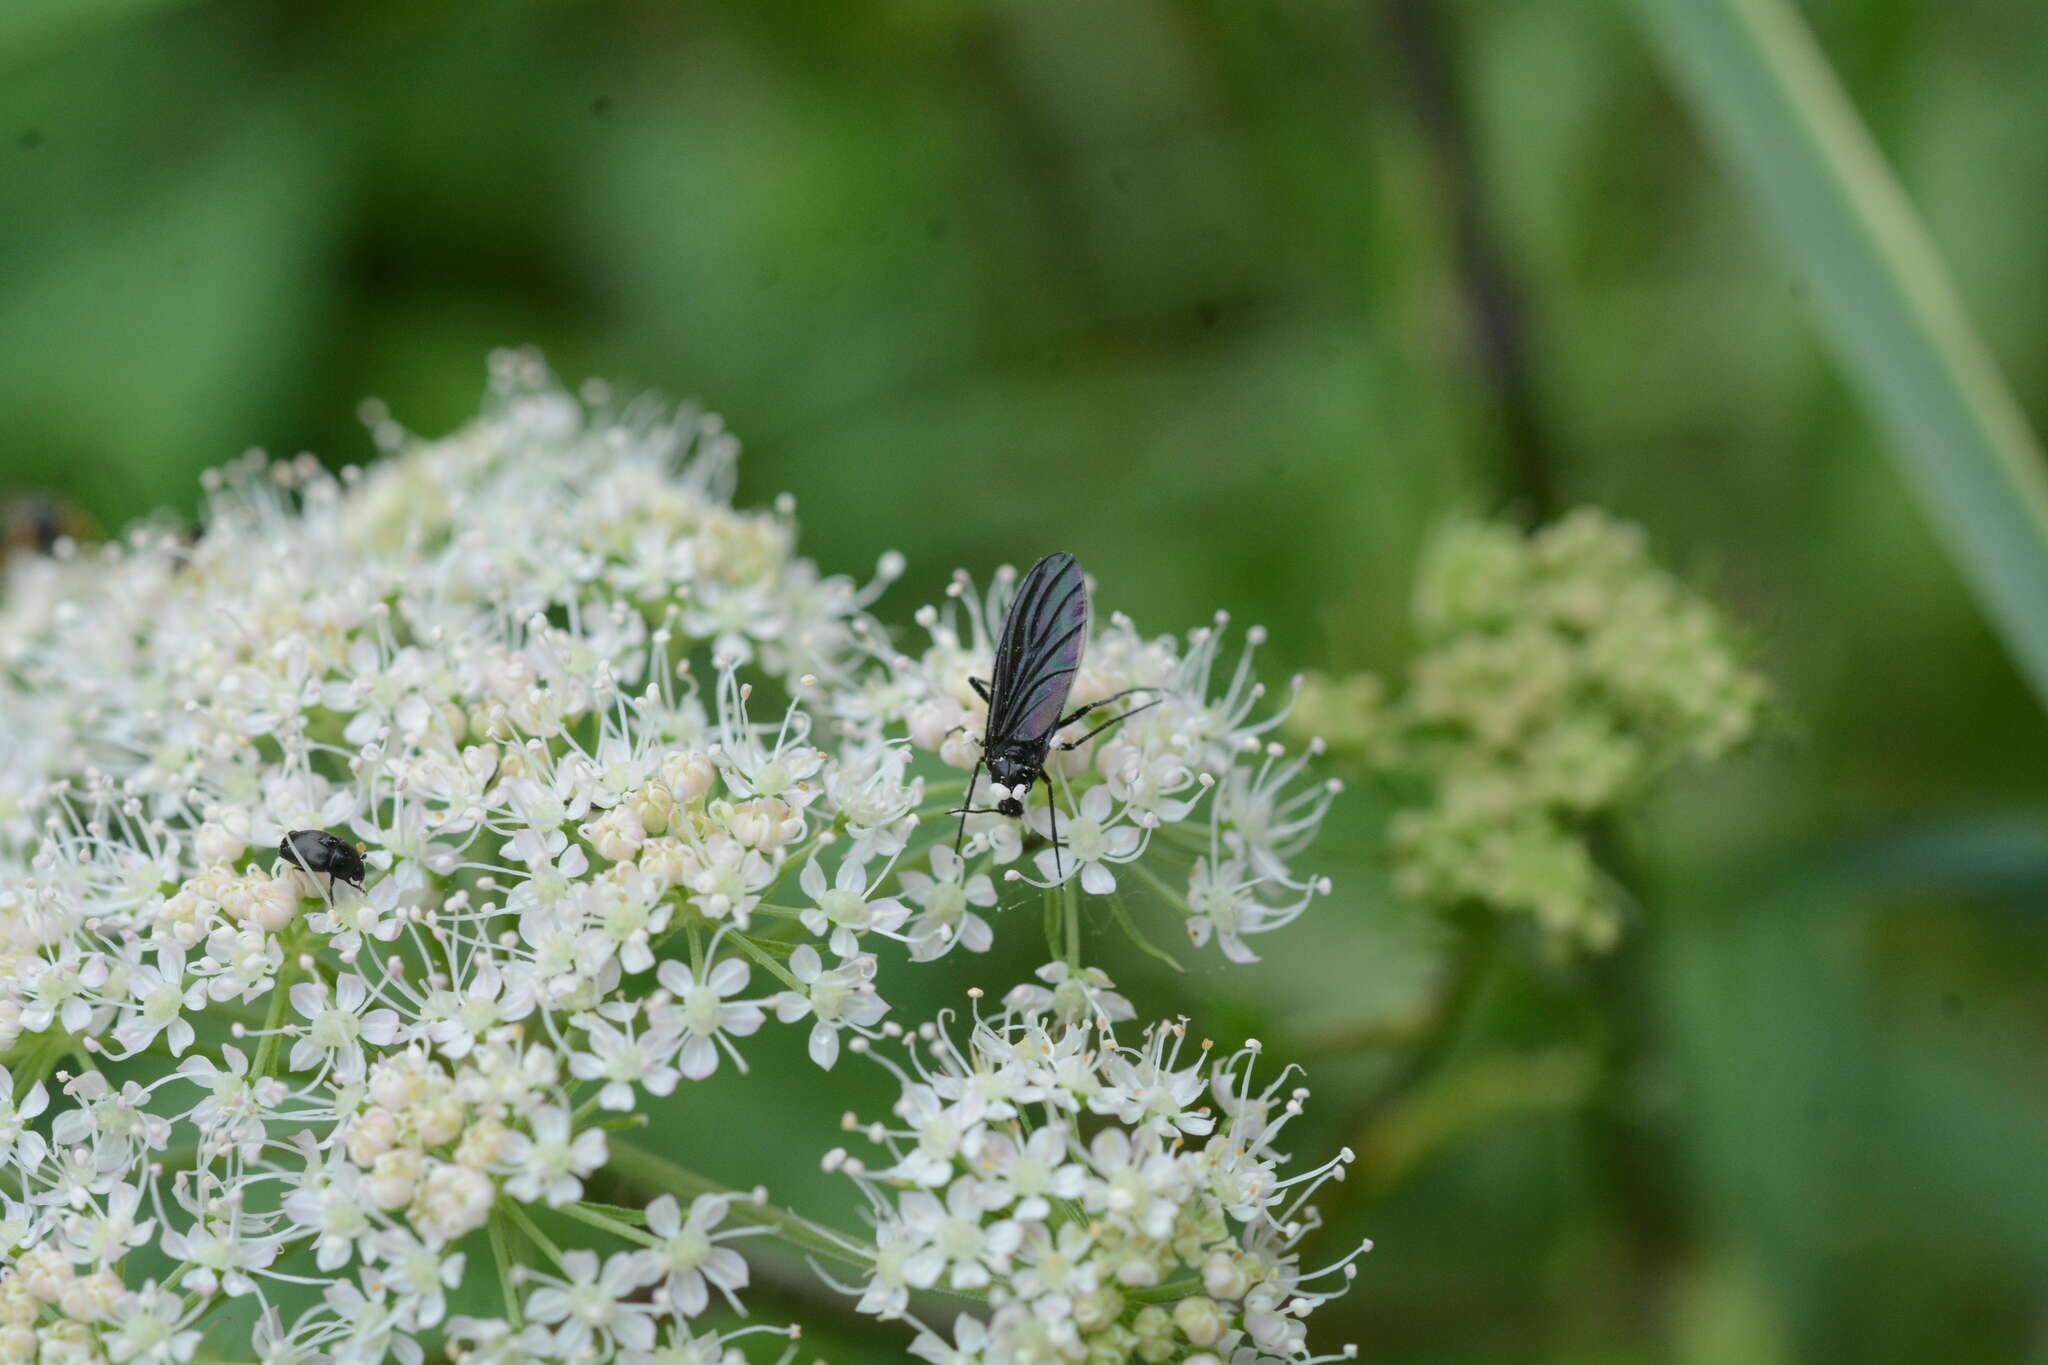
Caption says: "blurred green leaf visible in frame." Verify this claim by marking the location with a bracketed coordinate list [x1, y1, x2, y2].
[0, 0, 197, 71]
[1352, 1046, 1597, 1199]
[1630, 0, 2048, 711]
[1797, 811, 2048, 910]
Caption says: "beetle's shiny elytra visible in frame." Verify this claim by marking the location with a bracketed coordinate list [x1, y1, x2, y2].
[279, 828, 367, 891]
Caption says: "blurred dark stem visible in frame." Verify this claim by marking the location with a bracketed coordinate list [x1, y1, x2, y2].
[1359, 910, 1500, 1112]
[1317, 910, 1497, 1232]
[1381, 0, 1559, 524]
[1584, 820, 1689, 1318]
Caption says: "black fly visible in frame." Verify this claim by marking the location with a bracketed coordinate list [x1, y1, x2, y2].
[951, 552, 1160, 875]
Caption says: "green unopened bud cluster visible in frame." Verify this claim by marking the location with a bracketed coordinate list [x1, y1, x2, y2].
[1300, 509, 1766, 950]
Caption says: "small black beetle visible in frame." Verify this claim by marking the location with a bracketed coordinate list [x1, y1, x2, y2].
[279, 829, 367, 891]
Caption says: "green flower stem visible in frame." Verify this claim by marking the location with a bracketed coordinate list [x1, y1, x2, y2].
[488, 1210, 524, 1326]
[561, 1200, 662, 1249]
[504, 1200, 570, 1273]
[250, 945, 302, 1080]
[1106, 892, 1185, 974]
[1063, 876, 1081, 967]
[7, 1040, 58, 1102]
[606, 1140, 872, 1272]
[1126, 1277, 1203, 1304]
[726, 931, 802, 992]
[1123, 857, 1190, 914]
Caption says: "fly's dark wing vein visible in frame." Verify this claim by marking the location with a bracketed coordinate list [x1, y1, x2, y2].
[988, 552, 1088, 743]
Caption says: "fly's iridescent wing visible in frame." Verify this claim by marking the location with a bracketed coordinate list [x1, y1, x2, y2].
[987, 552, 1088, 744]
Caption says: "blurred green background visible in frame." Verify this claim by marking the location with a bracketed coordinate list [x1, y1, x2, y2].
[7, 0, 2048, 1360]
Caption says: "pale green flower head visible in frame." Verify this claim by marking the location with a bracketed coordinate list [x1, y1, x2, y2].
[1301, 507, 1767, 952]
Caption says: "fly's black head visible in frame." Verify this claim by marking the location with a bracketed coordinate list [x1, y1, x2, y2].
[985, 742, 1046, 814]
[280, 828, 367, 890]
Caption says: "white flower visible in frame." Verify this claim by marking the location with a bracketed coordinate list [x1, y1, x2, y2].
[279, 1154, 374, 1271]
[101, 1282, 205, 1365]
[319, 1277, 426, 1365]
[63, 1181, 156, 1267]
[524, 1249, 661, 1358]
[442, 1316, 560, 1365]
[682, 835, 774, 929]
[898, 845, 997, 961]
[1185, 855, 1263, 963]
[636, 1193, 753, 1317]
[1080, 1125, 1187, 1241]
[568, 1009, 681, 1110]
[797, 853, 910, 956]
[55, 1071, 170, 1156]
[898, 1177, 1021, 1292]
[420, 959, 536, 1060]
[287, 974, 400, 1079]
[111, 947, 203, 1059]
[1030, 785, 1144, 894]
[500, 1105, 607, 1207]
[772, 946, 889, 1069]
[909, 1312, 992, 1365]
[652, 957, 764, 1080]
[0, 1065, 50, 1170]
[975, 1124, 1087, 1221]
[369, 1228, 465, 1330]
[1002, 960, 1134, 1026]
[1092, 1020, 1215, 1139]
[157, 1208, 278, 1298]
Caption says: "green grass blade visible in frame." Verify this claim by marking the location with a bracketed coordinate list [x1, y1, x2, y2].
[1629, 0, 2048, 707]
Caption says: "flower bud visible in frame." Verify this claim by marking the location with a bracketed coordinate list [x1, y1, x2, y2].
[345, 1106, 399, 1164]
[59, 1271, 125, 1324]
[1202, 1250, 1249, 1301]
[1130, 1305, 1176, 1362]
[368, 1148, 424, 1209]
[1072, 1286, 1125, 1331]
[586, 805, 646, 862]
[17, 1248, 72, 1301]
[1173, 1294, 1227, 1346]
[660, 751, 716, 804]
[410, 1161, 494, 1243]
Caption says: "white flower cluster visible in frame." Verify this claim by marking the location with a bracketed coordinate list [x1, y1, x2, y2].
[0, 351, 1341, 1360]
[887, 582, 1339, 963]
[826, 983, 1367, 1364]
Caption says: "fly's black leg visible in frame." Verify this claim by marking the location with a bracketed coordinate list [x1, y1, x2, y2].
[954, 758, 984, 859]
[1055, 697, 1164, 752]
[1045, 771, 1063, 882]
[1054, 686, 1152, 731]
[969, 676, 992, 704]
